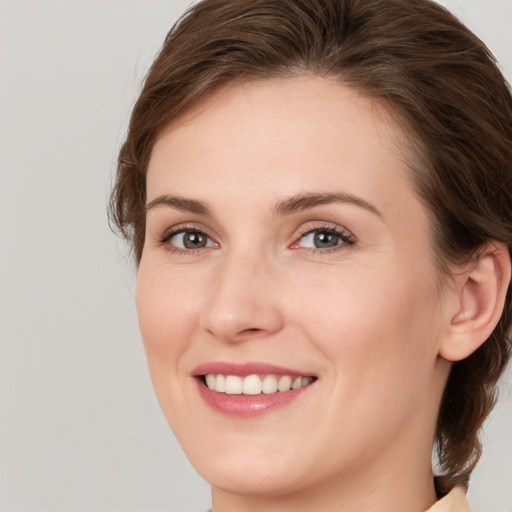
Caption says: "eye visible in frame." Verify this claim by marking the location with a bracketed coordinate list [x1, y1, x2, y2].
[160, 228, 217, 252]
[293, 226, 355, 251]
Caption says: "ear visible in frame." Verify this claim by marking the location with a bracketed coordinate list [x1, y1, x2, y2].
[439, 242, 511, 362]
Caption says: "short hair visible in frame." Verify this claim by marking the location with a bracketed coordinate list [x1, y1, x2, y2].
[110, 0, 512, 492]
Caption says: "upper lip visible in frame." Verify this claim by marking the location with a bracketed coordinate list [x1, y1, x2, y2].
[191, 361, 316, 377]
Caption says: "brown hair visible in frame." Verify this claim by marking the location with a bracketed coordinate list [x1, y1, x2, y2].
[110, 0, 512, 492]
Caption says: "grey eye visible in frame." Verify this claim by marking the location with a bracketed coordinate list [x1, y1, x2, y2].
[171, 231, 215, 249]
[314, 231, 341, 248]
[299, 230, 344, 249]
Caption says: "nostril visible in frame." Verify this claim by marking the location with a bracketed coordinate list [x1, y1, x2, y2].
[238, 328, 264, 337]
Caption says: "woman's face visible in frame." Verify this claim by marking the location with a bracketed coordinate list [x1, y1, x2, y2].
[137, 76, 452, 500]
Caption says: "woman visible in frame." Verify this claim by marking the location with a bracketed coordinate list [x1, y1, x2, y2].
[110, 0, 512, 510]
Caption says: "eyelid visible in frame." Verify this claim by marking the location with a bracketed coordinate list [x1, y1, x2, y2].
[157, 223, 219, 252]
[289, 222, 356, 251]
[155, 220, 355, 255]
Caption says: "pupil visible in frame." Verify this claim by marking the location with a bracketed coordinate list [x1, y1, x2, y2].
[184, 232, 206, 249]
[314, 231, 338, 248]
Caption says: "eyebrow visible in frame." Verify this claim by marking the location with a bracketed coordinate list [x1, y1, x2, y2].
[145, 191, 383, 218]
[272, 192, 383, 218]
[146, 195, 212, 216]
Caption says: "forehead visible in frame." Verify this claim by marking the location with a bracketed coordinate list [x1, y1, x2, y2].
[147, 75, 420, 222]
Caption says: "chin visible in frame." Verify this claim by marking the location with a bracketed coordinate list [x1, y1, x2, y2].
[177, 431, 312, 497]
[199, 457, 307, 498]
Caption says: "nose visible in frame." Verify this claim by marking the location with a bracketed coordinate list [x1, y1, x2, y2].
[200, 250, 284, 343]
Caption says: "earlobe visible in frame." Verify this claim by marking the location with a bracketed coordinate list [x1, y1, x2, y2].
[439, 242, 511, 362]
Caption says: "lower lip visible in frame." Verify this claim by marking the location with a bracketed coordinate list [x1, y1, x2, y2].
[195, 378, 313, 417]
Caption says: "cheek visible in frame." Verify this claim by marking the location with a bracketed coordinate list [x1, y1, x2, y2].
[289, 260, 442, 396]
[293, 267, 443, 459]
[135, 261, 198, 370]
[135, 260, 207, 433]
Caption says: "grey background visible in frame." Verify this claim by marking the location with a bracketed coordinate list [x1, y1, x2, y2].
[0, 1, 510, 511]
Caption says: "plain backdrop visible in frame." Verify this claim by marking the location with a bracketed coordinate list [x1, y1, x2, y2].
[0, 1, 511, 511]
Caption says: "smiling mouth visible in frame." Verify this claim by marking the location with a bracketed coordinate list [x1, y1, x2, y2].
[201, 374, 316, 395]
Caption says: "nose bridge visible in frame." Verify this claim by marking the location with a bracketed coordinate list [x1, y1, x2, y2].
[200, 244, 283, 341]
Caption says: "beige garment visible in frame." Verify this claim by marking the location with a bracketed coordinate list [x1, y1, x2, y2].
[426, 487, 471, 512]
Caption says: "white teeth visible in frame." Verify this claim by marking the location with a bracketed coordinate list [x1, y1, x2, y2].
[204, 373, 314, 395]
[301, 376, 313, 386]
[262, 375, 278, 394]
[216, 374, 226, 392]
[277, 375, 292, 392]
[205, 374, 216, 390]
[225, 375, 243, 395]
[242, 374, 262, 395]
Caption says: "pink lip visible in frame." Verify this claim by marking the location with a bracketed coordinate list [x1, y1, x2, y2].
[192, 361, 313, 377]
[192, 361, 317, 418]
[195, 379, 313, 417]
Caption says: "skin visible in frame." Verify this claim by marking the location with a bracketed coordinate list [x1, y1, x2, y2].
[137, 76, 460, 512]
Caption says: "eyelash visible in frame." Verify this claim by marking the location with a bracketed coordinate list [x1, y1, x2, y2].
[157, 224, 216, 256]
[157, 223, 356, 255]
[292, 225, 356, 254]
